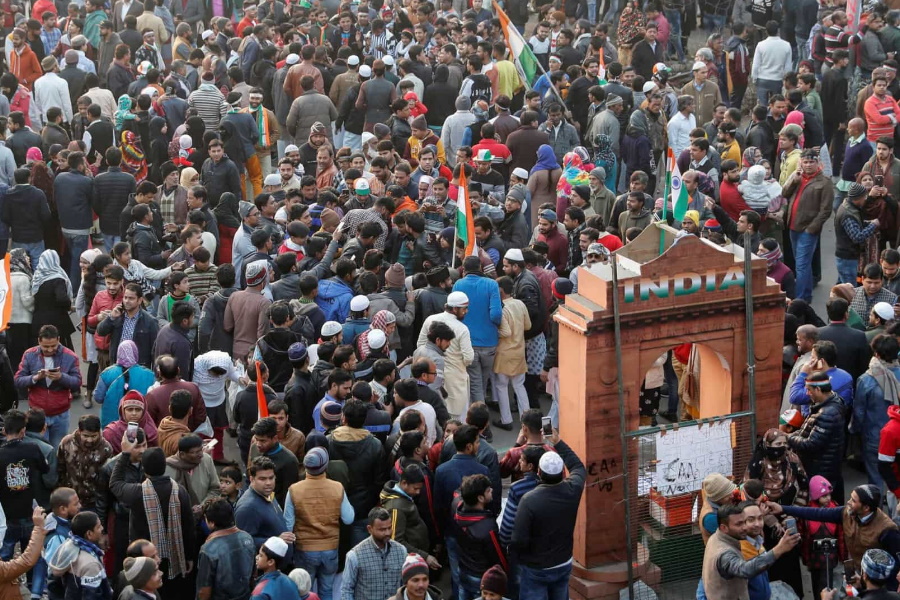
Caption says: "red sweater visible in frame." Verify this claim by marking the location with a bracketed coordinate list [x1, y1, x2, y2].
[719, 179, 752, 220]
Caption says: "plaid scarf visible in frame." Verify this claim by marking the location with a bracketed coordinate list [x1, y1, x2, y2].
[141, 478, 187, 579]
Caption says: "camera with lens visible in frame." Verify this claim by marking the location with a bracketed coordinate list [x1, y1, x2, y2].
[813, 538, 837, 554]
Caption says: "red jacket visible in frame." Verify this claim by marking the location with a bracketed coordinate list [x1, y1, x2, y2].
[14, 345, 82, 416]
[30, 0, 57, 20]
[9, 45, 42, 90]
[88, 289, 123, 351]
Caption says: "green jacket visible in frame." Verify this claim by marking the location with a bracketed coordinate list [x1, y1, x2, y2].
[379, 481, 432, 560]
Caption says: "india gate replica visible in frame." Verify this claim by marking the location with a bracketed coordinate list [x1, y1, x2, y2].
[556, 223, 786, 599]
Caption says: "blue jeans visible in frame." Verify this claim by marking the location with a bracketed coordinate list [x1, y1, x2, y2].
[789, 230, 819, 303]
[703, 13, 725, 32]
[296, 549, 338, 600]
[11, 241, 44, 269]
[344, 131, 362, 153]
[103, 234, 121, 253]
[30, 557, 48, 598]
[62, 233, 89, 292]
[603, 0, 620, 24]
[349, 519, 369, 548]
[756, 79, 782, 107]
[1, 518, 34, 561]
[445, 535, 461, 600]
[44, 410, 70, 450]
[519, 562, 573, 600]
[458, 571, 483, 600]
[835, 257, 859, 285]
[664, 9, 685, 61]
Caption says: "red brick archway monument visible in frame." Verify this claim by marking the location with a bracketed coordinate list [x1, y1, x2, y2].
[555, 223, 786, 599]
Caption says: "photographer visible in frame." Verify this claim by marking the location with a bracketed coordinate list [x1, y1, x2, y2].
[768, 484, 900, 591]
[834, 181, 881, 286]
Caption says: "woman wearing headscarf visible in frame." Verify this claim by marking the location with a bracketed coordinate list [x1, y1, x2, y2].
[615, 0, 644, 68]
[121, 123, 148, 183]
[75, 249, 106, 408]
[31, 249, 75, 349]
[621, 110, 654, 192]
[101, 389, 159, 453]
[8, 248, 34, 374]
[147, 117, 170, 185]
[213, 191, 241, 264]
[179, 167, 199, 190]
[744, 428, 809, 596]
[741, 146, 763, 179]
[28, 150, 61, 253]
[758, 238, 796, 299]
[114, 95, 134, 134]
[94, 341, 157, 429]
[555, 151, 590, 217]
[527, 145, 562, 228]
[856, 171, 898, 263]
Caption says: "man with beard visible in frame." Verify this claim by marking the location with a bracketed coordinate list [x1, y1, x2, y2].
[57, 414, 114, 515]
[297, 125, 327, 180]
[784, 149, 833, 303]
[243, 88, 279, 182]
[164, 434, 220, 519]
[701, 503, 797, 599]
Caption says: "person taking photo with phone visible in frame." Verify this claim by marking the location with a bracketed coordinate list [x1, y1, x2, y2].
[768, 484, 900, 591]
[701, 502, 800, 600]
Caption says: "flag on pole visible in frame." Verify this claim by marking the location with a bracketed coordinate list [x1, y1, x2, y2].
[493, 0, 540, 88]
[256, 361, 269, 420]
[0, 253, 10, 332]
[456, 168, 477, 257]
[671, 158, 689, 221]
[663, 148, 674, 221]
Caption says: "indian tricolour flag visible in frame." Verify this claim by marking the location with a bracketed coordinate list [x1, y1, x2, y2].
[456, 169, 477, 257]
[671, 156, 689, 221]
[494, 0, 539, 88]
[0, 253, 9, 331]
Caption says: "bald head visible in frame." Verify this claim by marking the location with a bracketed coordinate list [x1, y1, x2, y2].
[156, 355, 180, 380]
[848, 117, 866, 137]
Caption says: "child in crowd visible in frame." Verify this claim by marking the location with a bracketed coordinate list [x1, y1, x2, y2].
[799, 476, 846, 600]
[219, 465, 244, 509]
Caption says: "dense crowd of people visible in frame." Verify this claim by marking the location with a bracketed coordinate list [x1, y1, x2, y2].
[3, 0, 900, 597]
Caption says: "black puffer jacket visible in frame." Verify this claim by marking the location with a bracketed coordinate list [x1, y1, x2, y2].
[327, 426, 386, 517]
[788, 395, 846, 483]
[513, 269, 547, 339]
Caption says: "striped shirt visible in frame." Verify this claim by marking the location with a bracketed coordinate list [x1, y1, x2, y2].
[499, 472, 539, 546]
[188, 84, 229, 129]
[864, 93, 900, 142]
[367, 29, 395, 60]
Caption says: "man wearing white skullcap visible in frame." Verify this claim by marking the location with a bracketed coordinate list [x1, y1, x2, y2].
[680, 58, 722, 125]
[416, 290, 475, 417]
[503, 246, 548, 409]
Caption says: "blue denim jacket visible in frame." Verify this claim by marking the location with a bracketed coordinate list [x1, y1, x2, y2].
[196, 527, 257, 600]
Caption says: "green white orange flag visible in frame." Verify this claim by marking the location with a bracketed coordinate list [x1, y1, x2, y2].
[456, 169, 477, 257]
[671, 153, 689, 221]
[493, 0, 539, 88]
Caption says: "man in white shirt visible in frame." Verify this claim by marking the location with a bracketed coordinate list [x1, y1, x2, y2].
[667, 95, 697, 157]
[751, 20, 793, 107]
[34, 55, 73, 124]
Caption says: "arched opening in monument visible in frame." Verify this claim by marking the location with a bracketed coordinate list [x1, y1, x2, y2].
[636, 344, 733, 428]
